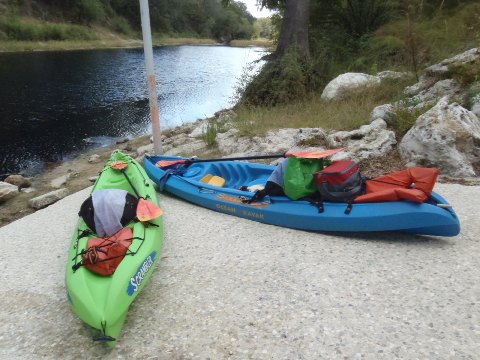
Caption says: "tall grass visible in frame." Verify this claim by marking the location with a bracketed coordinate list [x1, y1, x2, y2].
[202, 121, 218, 148]
[0, 16, 95, 41]
[375, 2, 480, 70]
[233, 77, 415, 137]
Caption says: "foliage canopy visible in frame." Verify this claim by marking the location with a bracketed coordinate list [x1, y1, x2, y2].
[1, 0, 256, 42]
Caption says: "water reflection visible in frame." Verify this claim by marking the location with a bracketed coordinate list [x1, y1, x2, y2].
[0, 45, 266, 175]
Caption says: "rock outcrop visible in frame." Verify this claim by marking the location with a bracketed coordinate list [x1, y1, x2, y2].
[0, 182, 18, 203]
[4, 175, 31, 189]
[321, 73, 380, 101]
[328, 119, 397, 162]
[28, 188, 69, 210]
[399, 98, 480, 177]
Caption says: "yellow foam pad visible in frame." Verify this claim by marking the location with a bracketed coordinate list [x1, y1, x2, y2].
[200, 174, 226, 187]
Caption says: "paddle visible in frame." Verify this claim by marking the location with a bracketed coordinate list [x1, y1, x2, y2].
[111, 161, 163, 221]
[155, 148, 343, 168]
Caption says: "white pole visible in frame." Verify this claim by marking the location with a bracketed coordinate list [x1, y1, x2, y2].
[139, 0, 162, 154]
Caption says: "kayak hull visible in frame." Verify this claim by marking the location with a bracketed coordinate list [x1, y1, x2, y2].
[144, 155, 460, 237]
[66, 151, 164, 346]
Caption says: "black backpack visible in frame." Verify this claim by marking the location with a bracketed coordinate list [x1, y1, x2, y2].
[78, 189, 138, 236]
[313, 160, 365, 203]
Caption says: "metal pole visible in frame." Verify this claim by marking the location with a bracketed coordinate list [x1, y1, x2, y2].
[139, 0, 162, 154]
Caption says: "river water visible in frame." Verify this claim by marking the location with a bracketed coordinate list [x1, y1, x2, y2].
[0, 45, 267, 175]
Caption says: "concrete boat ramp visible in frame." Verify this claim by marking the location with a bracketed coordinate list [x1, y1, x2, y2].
[0, 183, 479, 359]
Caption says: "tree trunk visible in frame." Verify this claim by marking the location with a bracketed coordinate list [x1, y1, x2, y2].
[274, 0, 310, 59]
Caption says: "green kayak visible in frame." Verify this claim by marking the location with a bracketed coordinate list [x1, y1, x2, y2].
[65, 151, 164, 346]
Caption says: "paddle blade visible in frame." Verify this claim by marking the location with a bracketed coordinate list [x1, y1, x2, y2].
[111, 161, 128, 170]
[136, 198, 163, 222]
[286, 148, 343, 159]
[155, 159, 186, 168]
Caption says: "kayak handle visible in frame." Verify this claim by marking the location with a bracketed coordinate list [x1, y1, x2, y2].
[437, 203, 453, 209]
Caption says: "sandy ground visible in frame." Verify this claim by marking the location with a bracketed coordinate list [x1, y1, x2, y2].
[0, 183, 479, 359]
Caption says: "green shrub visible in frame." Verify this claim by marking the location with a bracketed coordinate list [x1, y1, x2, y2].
[241, 47, 308, 106]
[376, 2, 480, 69]
[78, 0, 106, 24]
[392, 97, 433, 134]
[465, 81, 480, 109]
[111, 17, 132, 35]
[202, 121, 218, 148]
[447, 59, 480, 86]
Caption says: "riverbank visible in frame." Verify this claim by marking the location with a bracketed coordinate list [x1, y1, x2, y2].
[0, 35, 272, 53]
[0, 133, 149, 227]
[2, 110, 478, 229]
[0, 120, 205, 227]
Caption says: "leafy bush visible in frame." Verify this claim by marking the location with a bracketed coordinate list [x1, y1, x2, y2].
[77, 0, 106, 24]
[467, 82, 480, 107]
[111, 16, 132, 35]
[202, 121, 218, 148]
[392, 106, 424, 134]
[447, 59, 480, 86]
[391, 92, 433, 135]
[241, 47, 309, 106]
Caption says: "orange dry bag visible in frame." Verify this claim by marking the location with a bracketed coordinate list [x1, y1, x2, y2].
[82, 227, 133, 276]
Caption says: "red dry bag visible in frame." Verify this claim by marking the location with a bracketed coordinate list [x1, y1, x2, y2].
[313, 160, 365, 202]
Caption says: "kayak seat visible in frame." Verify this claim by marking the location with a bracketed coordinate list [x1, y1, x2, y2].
[200, 174, 226, 187]
[208, 162, 272, 188]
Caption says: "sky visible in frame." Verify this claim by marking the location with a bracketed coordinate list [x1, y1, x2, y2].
[241, 0, 275, 18]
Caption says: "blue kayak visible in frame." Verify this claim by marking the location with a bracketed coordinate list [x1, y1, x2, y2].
[144, 155, 460, 237]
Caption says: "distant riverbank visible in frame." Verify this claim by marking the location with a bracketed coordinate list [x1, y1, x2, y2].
[0, 36, 273, 53]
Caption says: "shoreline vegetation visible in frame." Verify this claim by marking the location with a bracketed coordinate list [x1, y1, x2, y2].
[0, 35, 273, 53]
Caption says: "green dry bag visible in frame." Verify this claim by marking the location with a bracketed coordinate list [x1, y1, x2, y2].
[283, 157, 326, 200]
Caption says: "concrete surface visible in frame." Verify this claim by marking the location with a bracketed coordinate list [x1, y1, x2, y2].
[0, 183, 479, 359]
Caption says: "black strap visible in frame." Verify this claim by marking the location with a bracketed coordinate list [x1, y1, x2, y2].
[244, 189, 266, 204]
[302, 197, 324, 213]
[344, 201, 353, 215]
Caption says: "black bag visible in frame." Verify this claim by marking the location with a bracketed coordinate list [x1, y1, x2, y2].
[313, 160, 365, 203]
[79, 190, 138, 235]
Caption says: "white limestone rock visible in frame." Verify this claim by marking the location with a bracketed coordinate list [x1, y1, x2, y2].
[163, 140, 206, 157]
[328, 119, 397, 161]
[404, 75, 433, 97]
[412, 79, 463, 104]
[189, 120, 208, 138]
[376, 70, 409, 80]
[217, 128, 298, 158]
[425, 48, 479, 76]
[28, 188, 69, 210]
[137, 143, 154, 157]
[216, 109, 237, 123]
[472, 102, 480, 119]
[0, 182, 18, 203]
[321, 73, 381, 101]
[399, 97, 480, 177]
[88, 154, 101, 164]
[51, 174, 70, 189]
[370, 104, 396, 125]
